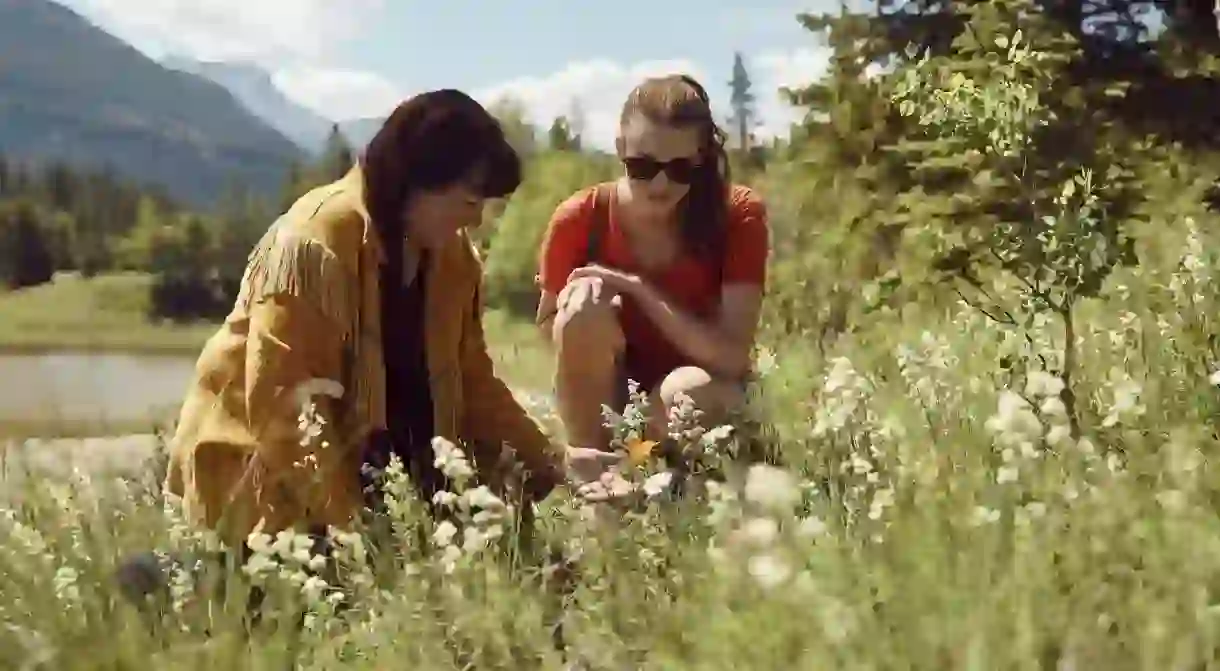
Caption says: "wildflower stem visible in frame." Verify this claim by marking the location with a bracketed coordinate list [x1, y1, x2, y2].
[1057, 303, 1082, 440]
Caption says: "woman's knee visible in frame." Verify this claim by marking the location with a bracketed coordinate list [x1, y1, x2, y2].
[552, 282, 624, 356]
[657, 367, 743, 420]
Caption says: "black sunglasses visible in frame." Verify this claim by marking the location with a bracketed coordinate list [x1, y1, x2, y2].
[622, 155, 700, 185]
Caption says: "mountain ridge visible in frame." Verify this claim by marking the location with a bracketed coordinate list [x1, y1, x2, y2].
[0, 0, 304, 207]
[162, 56, 389, 156]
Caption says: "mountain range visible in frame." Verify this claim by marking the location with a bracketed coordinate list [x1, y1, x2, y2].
[159, 58, 386, 155]
[0, 0, 391, 208]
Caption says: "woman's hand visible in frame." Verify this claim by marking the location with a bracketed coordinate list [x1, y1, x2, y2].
[565, 265, 642, 297]
[566, 446, 622, 485]
[576, 470, 638, 504]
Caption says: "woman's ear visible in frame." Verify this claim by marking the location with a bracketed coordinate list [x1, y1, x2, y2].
[614, 135, 625, 157]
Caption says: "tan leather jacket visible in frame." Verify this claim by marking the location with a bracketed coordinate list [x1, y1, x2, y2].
[165, 165, 561, 544]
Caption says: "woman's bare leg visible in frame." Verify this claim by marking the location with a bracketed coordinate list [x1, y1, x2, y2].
[645, 366, 745, 441]
[552, 278, 625, 451]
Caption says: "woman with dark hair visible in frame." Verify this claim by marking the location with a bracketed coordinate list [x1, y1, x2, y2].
[535, 74, 771, 487]
[162, 88, 564, 550]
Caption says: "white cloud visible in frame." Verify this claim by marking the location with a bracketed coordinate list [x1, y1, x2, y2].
[473, 58, 707, 152]
[58, 0, 382, 65]
[58, 0, 400, 121]
[470, 47, 830, 150]
[57, 0, 831, 146]
[273, 68, 404, 121]
[752, 46, 831, 134]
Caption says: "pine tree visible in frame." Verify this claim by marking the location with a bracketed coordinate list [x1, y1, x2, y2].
[487, 96, 539, 156]
[727, 51, 758, 151]
[0, 199, 54, 288]
[0, 153, 9, 196]
[280, 159, 307, 212]
[566, 98, 586, 151]
[548, 116, 578, 151]
[319, 123, 355, 183]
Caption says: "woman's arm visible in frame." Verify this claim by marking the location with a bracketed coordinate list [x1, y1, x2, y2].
[460, 283, 564, 501]
[630, 281, 763, 379]
[218, 233, 352, 540]
[535, 191, 594, 343]
[568, 187, 771, 380]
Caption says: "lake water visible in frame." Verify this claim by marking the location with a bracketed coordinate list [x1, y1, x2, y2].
[0, 351, 556, 435]
[0, 353, 197, 425]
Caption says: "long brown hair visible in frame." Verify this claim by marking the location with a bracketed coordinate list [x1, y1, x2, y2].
[619, 74, 731, 260]
[361, 89, 521, 260]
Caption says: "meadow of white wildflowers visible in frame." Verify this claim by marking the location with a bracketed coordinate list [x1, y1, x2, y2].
[5, 29, 1220, 670]
[3, 227, 1220, 669]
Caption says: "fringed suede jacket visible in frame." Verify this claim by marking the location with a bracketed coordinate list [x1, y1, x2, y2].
[165, 165, 563, 545]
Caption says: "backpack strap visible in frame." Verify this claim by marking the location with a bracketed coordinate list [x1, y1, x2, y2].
[585, 183, 612, 267]
[534, 184, 613, 328]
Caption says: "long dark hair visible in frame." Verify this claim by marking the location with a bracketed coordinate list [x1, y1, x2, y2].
[361, 89, 521, 257]
[619, 74, 731, 261]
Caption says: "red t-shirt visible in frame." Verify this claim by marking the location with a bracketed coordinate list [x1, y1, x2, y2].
[537, 182, 770, 390]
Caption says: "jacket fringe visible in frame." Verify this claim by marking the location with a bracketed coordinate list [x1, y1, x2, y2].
[236, 218, 370, 435]
[238, 219, 355, 341]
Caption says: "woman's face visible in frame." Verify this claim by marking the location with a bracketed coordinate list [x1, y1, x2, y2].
[402, 169, 487, 250]
[616, 115, 703, 218]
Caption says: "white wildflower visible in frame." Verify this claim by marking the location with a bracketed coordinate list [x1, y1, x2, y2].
[738, 516, 780, 547]
[868, 487, 894, 521]
[301, 575, 329, 603]
[701, 424, 735, 446]
[433, 437, 474, 480]
[797, 515, 828, 539]
[744, 464, 800, 512]
[971, 506, 1001, 526]
[53, 566, 81, 605]
[813, 357, 872, 436]
[439, 544, 462, 574]
[747, 553, 792, 590]
[460, 485, 504, 512]
[432, 520, 458, 547]
[996, 465, 1019, 485]
[1101, 369, 1145, 427]
[642, 470, 674, 498]
[1025, 371, 1064, 399]
[985, 390, 1042, 447]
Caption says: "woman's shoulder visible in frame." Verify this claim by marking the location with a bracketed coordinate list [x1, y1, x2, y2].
[545, 182, 612, 234]
[275, 179, 367, 263]
[554, 183, 609, 217]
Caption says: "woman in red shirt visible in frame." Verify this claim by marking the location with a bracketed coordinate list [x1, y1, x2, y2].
[535, 74, 770, 483]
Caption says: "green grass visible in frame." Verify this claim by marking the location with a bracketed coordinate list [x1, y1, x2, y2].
[0, 271, 549, 372]
[7, 234, 1220, 666]
[6, 273, 1220, 669]
[0, 273, 216, 355]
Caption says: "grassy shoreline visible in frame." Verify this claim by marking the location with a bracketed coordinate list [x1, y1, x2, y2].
[0, 273, 217, 356]
[0, 273, 555, 440]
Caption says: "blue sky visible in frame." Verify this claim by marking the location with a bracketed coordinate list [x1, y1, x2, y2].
[59, 0, 841, 148]
[343, 1, 815, 93]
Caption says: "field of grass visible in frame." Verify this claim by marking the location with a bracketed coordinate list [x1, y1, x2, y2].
[0, 273, 217, 355]
[5, 246, 1220, 668]
[7, 243, 1220, 667]
[8, 59, 1220, 664]
[0, 273, 554, 371]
